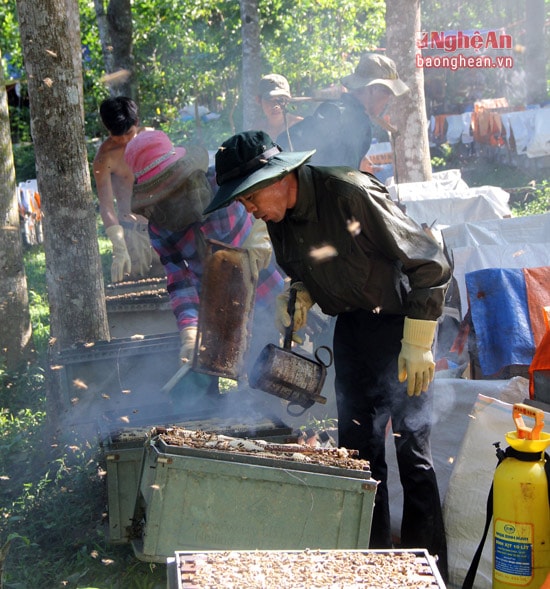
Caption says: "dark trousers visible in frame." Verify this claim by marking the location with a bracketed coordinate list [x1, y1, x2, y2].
[334, 309, 448, 580]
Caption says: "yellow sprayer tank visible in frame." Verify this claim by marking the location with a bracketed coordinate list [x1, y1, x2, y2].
[493, 403, 550, 588]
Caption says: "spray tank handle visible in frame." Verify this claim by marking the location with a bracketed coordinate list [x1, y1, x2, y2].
[513, 403, 544, 440]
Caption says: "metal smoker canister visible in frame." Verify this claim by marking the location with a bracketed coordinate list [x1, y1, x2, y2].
[493, 403, 550, 588]
[249, 288, 331, 415]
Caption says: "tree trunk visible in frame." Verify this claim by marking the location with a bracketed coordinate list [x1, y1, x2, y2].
[106, 0, 136, 98]
[386, 0, 432, 184]
[0, 49, 33, 371]
[240, 0, 262, 131]
[93, 0, 115, 77]
[525, 0, 546, 105]
[16, 0, 110, 352]
[66, 0, 85, 112]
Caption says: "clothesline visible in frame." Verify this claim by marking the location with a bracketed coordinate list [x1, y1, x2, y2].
[429, 98, 550, 158]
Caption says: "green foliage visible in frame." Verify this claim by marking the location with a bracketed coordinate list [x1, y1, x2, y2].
[80, 0, 113, 138]
[2, 0, 387, 151]
[8, 104, 31, 145]
[12, 142, 36, 182]
[430, 143, 453, 171]
[0, 247, 165, 587]
[299, 413, 338, 433]
[97, 228, 114, 284]
[0, 422, 167, 588]
[22, 247, 50, 353]
[263, 0, 385, 95]
[0, 4, 22, 73]
[511, 181, 550, 217]
[431, 156, 446, 170]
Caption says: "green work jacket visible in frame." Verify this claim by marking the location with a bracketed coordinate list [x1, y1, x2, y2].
[267, 165, 451, 321]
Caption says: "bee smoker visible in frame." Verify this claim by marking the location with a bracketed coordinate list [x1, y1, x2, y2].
[248, 288, 332, 416]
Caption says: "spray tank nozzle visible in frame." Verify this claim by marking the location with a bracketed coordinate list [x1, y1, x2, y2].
[493, 441, 505, 462]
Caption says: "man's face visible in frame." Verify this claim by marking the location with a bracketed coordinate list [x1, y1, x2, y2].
[110, 125, 138, 146]
[260, 96, 288, 120]
[355, 85, 393, 118]
[237, 175, 294, 223]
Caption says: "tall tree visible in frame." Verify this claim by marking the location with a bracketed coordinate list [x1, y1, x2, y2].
[93, 0, 114, 77]
[16, 0, 109, 353]
[67, 0, 85, 106]
[240, 0, 262, 131]
[0, 48, 32, 371]
[106, 0, 135, 98]
[386, 0, 432, 184]
[94, 0, 135, 98]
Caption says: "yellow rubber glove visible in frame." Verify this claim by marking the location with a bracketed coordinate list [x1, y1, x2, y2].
[275, 282, 314, 344]
[242, 218, 272, 282]
[398, 317, 437, 396]
[124, 223, 152, 278]
[106, 224, 131, 283]
[179, 326, 198, 365]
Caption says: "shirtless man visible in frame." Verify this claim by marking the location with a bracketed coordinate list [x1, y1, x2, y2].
[93, 96, 159, 283]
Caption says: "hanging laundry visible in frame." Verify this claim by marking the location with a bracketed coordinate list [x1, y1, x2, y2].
[433, 114, 448, 142]
[461, 112, 473, 144]
[504, 110, 536, 154]
[445, 114, 464, 144]
[526, 107, 550, 158]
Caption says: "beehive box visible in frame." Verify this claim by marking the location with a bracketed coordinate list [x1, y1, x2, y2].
[50, 332, 181, 414]
[103, 431, 149, 543]
[131, 430, 377, 563]
[102, 416, 297, 544]
[166, 548, 446, 588]
[105, 277, 176, 338]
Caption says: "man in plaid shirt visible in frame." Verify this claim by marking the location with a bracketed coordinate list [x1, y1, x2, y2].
[148, 201, 283, 333]
[125, 130, 284, 408]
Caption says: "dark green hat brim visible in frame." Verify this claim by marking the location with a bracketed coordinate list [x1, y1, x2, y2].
[204, 149, 315, 214]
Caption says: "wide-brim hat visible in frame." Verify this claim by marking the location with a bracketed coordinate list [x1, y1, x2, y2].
[125, 130, 209, 215]
[341, 53, 409, 97]
[203, 130, 315, 215]
[258, 74, 291, 100]
[125, 130, 208, 184]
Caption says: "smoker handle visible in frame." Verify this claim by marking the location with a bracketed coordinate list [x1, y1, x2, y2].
[283, 287, 297, 350]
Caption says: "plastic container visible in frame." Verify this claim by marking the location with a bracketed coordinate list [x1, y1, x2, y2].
[131, 437, 377, 563]
[493, 404, 550, 588]
[104, 439, 147, 543]
[101, 415, 296, 544]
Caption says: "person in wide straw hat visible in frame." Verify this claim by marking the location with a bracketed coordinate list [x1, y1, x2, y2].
[126, 129, 211, 231]
[277, 53, 409, 173]
[340, 53, 409, 97]
[205, 129, 450, 581]
[252, 74, 304, 143]
[125, 130, 284, 407]
[204, 129, 315, 214]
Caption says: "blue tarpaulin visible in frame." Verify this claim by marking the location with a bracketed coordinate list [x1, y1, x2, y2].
[466, 268, 536, 375]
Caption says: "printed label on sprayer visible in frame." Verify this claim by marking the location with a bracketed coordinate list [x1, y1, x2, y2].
[494, 520, 533, 585]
